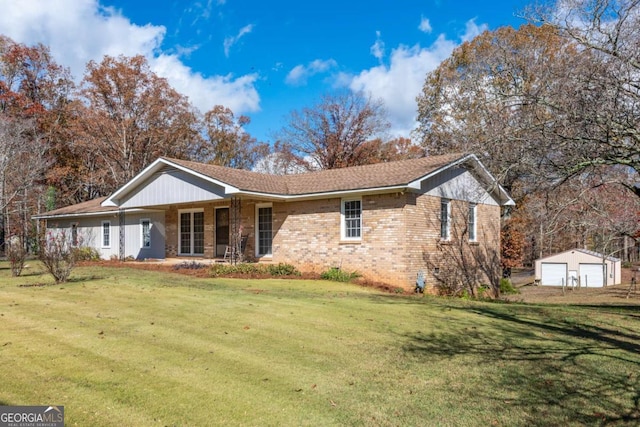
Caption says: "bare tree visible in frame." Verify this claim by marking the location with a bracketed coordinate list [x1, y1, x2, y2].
[525, 0, 640, 196]
[0, 116, 50, 251]
[416, 24, 598, 200]
[276, 91, 390, 170]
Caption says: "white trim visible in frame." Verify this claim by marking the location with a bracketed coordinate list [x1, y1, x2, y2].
[32, 208, 159, 220]
[140, 218, 151, 249]
[101, 220, 111, 248]
[341, 197, 362, 242]
[255, 203, 273, 257]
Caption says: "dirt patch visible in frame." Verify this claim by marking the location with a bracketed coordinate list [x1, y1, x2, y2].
[503, 283, 639, 305]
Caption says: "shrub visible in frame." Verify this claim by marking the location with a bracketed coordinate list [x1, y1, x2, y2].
[73, 246, 101, 261]
[267, 263, 300, 276]
[210, 263, 261, 277]
[209, 262, 300, 277]
[320, 267, 360, 283]
[499, 278, 519, 294]
[173, 261, 208, 271]
[7, 236, 27, 277]
[38, 230, 79, 283]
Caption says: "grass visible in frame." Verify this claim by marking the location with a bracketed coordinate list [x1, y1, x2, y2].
[1, 262, 639, 426]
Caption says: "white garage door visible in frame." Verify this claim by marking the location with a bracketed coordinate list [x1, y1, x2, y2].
[541, 263, 567, 286]
[580, 263, 605, 288]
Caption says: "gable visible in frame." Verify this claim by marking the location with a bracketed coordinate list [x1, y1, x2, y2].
[116, 166, 227, 208]
[419, 166, 499, 206]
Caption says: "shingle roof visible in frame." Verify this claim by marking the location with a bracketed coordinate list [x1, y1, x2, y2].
[37, 152, 512, 218]
[166, 158, 288, 194]
[166, 152, 465, 195]
[34, 196, 115, 218]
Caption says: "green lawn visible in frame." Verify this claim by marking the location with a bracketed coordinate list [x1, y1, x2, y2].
[1, 262, 639, 426]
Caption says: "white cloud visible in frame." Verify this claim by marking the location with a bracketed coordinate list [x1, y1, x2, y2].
[223, 23, 254, 57]
[461, 19, 488, 42]
[418, 16, 432, 33]
[0, 0, 261, 114]
[285, 59, 338, 86]
[348, 20, 484, 139]
[370, 31, 385, 62]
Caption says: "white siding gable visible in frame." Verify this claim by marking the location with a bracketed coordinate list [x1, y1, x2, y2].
[420, 167, 499, 206]
[118, 167, 226, 208]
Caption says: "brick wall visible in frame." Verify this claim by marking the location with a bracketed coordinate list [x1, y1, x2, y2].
[162, 193, 502, 292]
[272, 193, 409, 286]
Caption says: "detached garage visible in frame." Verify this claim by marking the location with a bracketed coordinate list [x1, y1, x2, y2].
[534, 249, 621, 288]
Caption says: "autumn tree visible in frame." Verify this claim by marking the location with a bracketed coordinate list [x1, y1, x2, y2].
[276, 91, 390, 170]
[66, 55, 201, 199]
[0, 35, 73, 250]
[527, 0, 640, 196]
[416, 24, 595, 200]
[353, 137, 425, 165]
[199, 105, 269, 169]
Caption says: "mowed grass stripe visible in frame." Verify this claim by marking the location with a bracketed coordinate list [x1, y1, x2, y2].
[1, 263, 639, 426]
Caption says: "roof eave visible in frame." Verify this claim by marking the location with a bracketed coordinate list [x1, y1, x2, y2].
[232, 185, 411, 201]
[33, 210, 121, 220]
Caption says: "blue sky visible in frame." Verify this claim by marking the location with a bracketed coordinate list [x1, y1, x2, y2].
[0, 0, 531, 144]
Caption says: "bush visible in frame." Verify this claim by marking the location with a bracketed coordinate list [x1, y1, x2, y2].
[499, 278, 519, 294]
[7, 236, 27, 277]
[73, 246, 101, 261]
[209, 262, 301, 277]
[267, 263, 300, 276]
[38, 230, 79, 284]
[209, 263, 262, 277]
[320, 267, 360, 283]
[173, 261, 208, 271]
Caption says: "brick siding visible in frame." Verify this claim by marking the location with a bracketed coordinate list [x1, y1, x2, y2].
[163, 193, 502, 291]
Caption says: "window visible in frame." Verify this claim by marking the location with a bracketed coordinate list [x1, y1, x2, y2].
[256, 204, 273, 256]
[179, 210, 205, 255]
[141, 219, 151, 248]
[468, 204, 477, 242]
[341, 199, 362, 240]
[71, 223, 79, 246]
[101, 221, 111, 248]
[440, 199, 450, 240]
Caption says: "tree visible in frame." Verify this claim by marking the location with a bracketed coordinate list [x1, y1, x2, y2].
[68, 55, 201, 198]
[526, 0, 640, 195]
[353, 137, 425, 165]
[0, 35, 74, 247]
[0, 35, 74, 117]
[277, 91, 390, 170]
[416, 24, 594, 200]
[199, 105, 269, 169]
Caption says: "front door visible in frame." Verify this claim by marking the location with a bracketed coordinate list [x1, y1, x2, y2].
[215, 207, 229, 257]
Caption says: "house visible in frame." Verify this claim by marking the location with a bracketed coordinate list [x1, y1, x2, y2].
[34, 153, 514, 291]
[534, 249, 622, 288]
